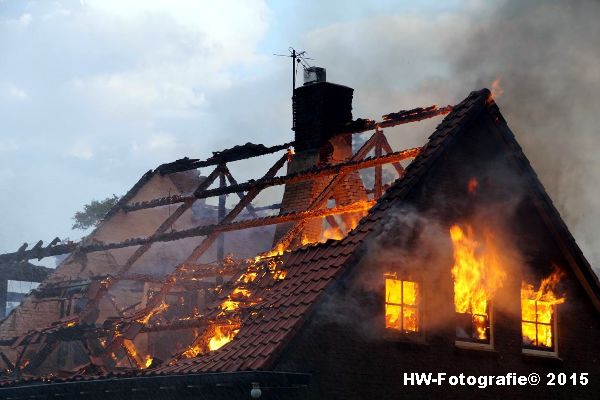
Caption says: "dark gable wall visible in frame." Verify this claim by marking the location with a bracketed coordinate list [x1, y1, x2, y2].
[273, 112, 600, 399]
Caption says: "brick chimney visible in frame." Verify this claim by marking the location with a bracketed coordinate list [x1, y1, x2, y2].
[274, 68, 368, 246]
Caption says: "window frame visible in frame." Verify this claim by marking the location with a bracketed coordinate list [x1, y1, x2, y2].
[521, 298, 559, 357]
[384, 275, 421, 336]
[454, 302, 495, 351]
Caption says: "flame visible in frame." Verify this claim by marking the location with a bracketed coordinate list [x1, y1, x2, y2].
[450, 224, 506, 340]
[301, 234, 310, 246]
[467, 177, 478, 194]
[181, 343, 203, 359]
[320, 225, 345, 241]
[272, 270, 287, 280]
[239, 271, 257, 283]
[136, 302, 168, 325]
[144, 355, 153, 368]
[220, 287, 253, 312]
[65, 321, 76, 328]
[487, 77, 504, 104]
[207, 325, 239, 351]
[385, 274, 418, 332]
[255, 243, 285, 262]
[318, 203, 370, 243]
[521, 269, 565, 348]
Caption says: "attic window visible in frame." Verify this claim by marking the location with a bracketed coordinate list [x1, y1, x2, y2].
[521, 270, 565, 355]
[384, 274, 419, 333]
[521, 298, 557, 352]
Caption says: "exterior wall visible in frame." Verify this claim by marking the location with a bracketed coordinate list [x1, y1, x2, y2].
[274, 114, 600, 398]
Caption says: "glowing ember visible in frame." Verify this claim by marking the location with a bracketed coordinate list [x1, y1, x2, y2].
[239, 272, 257, 283]
[272, 270, 287, 280]
[522, 269, 565, 349]
[467, 177, 478, 194]
[450, 224, 505, 341]
[136, 301, 169, 325]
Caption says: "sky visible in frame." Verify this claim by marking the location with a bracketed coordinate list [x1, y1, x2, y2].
[1, 1, 599, 272]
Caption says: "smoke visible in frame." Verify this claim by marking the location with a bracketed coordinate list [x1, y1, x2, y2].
[449, 0, 600, 272]
[309, 0, 600, 272]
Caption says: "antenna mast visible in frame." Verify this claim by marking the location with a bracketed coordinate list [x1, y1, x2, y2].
[274, 47, 313, 97]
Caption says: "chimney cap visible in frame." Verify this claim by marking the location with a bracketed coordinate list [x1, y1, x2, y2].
[303, 67, 326, 85]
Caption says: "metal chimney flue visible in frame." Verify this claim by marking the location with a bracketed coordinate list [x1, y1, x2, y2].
[303, 66, 327, 85]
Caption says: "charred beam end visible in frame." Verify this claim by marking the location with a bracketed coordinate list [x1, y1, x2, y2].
[341, 105, 453, 134]
[155, 142, 294, 175]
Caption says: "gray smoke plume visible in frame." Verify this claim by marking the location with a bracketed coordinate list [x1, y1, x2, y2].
[450, 0, 600, 273]
[310, 0, 600, 272]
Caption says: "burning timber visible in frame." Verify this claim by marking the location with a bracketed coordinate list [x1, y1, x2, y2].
[1, 71, 600, 400]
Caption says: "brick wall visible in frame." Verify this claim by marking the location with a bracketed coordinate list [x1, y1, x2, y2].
[274, 81, 367, 246]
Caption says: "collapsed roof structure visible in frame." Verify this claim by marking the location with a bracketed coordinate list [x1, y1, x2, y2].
[0, 71, 599, 399]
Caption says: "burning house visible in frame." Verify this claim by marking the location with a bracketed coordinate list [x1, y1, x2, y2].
[0, 70, 599, 399]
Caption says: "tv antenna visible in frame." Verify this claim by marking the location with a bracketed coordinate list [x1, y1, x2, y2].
[274, 47, 314, 96]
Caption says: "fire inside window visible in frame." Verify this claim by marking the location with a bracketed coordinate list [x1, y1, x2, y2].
[521, 271, 565, 353]
[384, 276, 419, 333]
[449, 224, 503, 345]
[521, 298, 556, 350]
[455, 305, 491, 343]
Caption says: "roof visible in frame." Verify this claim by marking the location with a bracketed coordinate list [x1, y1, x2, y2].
[3, 88, 599, 388]
[154, 88, 600, 375]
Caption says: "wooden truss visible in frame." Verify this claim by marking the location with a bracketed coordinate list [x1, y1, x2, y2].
[0, 104, 451, 378]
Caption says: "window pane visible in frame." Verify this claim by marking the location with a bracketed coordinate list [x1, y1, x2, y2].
[536, 301, 553, 324]
[402, 281, 418, 306]
[403, 306, 419, 332]
[537, 324, 553, 348]
[521, 299, 537, 322]
[522, 322, 537, 346]
[385, 304, 402, 329]
[385, 278, 402, 304]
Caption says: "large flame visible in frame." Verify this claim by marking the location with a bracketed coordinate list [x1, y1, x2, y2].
[450, 224, 506, 340]
[521, 269, 565, 348]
